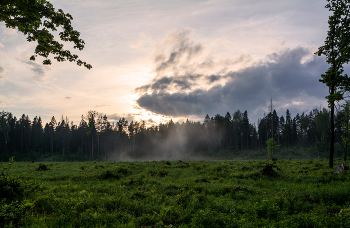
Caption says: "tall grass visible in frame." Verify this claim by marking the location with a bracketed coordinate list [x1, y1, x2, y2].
[1, 158, 350, 227]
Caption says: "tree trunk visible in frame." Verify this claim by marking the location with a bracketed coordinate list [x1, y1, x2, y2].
[21, 126, 23, 154]
[330, 86, 335, 168]
[344, 143, 347, 161]
[51, 131, 53, 157]
[97, 135, 100, 158]
[91, 135, 94, 160]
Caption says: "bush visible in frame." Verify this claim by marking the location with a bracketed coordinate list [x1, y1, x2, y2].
[1, 159, 24, 203]
[0, 200, 34, 227]
[99, 170, 121, 180]
[0, 158, 34, 227]
[36, 163, 48, 171]
[149, 169, 168, 177]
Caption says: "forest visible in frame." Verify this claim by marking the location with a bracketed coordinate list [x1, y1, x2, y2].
[0, 104, 348, 162]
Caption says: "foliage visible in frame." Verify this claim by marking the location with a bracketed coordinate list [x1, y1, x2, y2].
[315, 0, 350, 168]
[341, 101, 350, 161]
[315, 0, 350, 105]
[0, 159, 349, 227]
[0, 0, 91, 69]
[267, 138, 280, 160]
[36, 163, 48, 171]
[0, 158, 34, 227]
[0, 158, 24, 203]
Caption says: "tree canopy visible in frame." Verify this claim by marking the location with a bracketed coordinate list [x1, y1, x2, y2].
[0, 0, 91, 69]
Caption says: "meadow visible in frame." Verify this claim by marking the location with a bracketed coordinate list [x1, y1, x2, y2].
[1, 158, 350, 227]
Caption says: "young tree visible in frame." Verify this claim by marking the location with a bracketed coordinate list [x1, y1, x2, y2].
[0, 0, 91, 69]
[315, 0, 350, 167]
[284, 110, 292, 148]
[267, 138, 279, 160]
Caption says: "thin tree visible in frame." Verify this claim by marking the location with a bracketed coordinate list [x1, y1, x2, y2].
[86, 111, 98, 160]
[268, 99, 274, 139]
[48, 116, 56, 157]
[315, 0, 350, 168]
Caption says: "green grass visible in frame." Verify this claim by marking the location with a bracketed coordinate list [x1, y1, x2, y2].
[2, 158, 350, 227]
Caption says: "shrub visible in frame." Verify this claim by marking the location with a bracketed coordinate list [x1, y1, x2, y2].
[116, 167, 128, 175]
[99, 170, 121, 180]
[0, 200, 34, 227]
[0, 172, 24, 204]
[1, 158, 25, 203]
[33, 196, 56, 214]
[0, 158, 34, 227]
[149, 169, 168, 177]
[36, 163, 48, 171]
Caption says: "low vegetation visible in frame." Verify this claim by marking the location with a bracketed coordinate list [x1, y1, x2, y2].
[1, 158, 350, 227]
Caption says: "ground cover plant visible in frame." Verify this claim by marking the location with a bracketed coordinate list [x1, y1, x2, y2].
[1, 158, 350, 227]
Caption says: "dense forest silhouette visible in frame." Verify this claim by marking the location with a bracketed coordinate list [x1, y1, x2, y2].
[0, 106, 347, 161]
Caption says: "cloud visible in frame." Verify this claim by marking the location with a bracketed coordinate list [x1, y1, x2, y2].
[147, 118, 157, 124]
[136, 47, 329, 122]
[1, 26, 18, 36]
[153, 28, 204, 75]
[0, 98, 13, 107]
[95, 104, 111, 108]
[135, 29, 254, 95]
[0, 66, 5, 80]
[0, 42, 4, 48]
[65, 96, 72, 100]
[22, 59, 50, 82]
[135, 74, 204, 93]
[129, 40, 142, 49]
[107, 113, 140, 123]
[133, 105, 142, 110]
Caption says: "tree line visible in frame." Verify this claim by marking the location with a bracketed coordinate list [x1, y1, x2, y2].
[0, 106, 348, 161]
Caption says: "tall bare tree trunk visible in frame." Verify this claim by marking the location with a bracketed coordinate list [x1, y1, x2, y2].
[330, 86, 335, 168]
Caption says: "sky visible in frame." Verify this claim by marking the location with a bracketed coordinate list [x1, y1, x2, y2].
[0, 0, 338, 126]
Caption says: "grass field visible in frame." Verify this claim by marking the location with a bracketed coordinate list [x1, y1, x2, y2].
[1, 158, 350, 227]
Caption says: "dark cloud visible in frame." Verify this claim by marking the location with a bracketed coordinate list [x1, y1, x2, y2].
[65, 96, 72, 100]
[147, 118, 157, 124]
[154, 29, 203, 74]
[0, 65, 5, 80]
[206, 75, 223, 83]
[134, 74, 203, 93]
[151, 77, 173, 90]
[22, 60, 48, 82]
[136, 47, 329, 121]
[135, 30, 252, 95]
